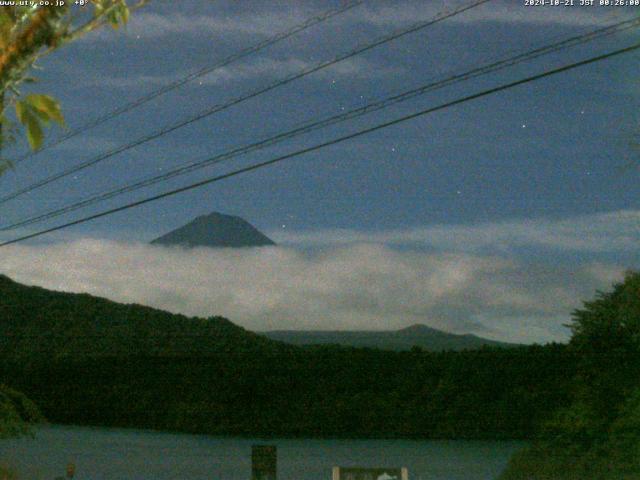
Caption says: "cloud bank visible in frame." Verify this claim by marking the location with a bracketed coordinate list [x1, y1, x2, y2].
[122, 2, 613, 40]
[83, 0, 621, 46]
[0, 239, 625, 344]
[271, 210, 640, 253]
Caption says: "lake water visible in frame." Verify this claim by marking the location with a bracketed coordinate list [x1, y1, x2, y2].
[0, 425, 524, 480]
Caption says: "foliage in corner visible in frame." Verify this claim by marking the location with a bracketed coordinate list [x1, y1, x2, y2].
[0, 384, 44, 439]
[500, 271, 640, 480]
[0, 0, 147, 168]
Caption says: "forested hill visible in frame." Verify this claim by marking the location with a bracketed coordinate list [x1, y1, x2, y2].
[264, 324, 515, 351]
[0, 274, 282, 359]
[0, 274, 574, 439]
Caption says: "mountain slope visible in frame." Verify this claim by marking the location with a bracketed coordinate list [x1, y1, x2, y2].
[263, 324, 515, 351]
[0, 274, 281, 359]
[150, 212, 275, 248]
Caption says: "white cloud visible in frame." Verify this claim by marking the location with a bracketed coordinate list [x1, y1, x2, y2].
[94, 55, 398, 89]
[192, 55, 398, 85]
[125, 8, 315, 39]
[109, 2, 614, 42]
[0, 239, 626, 344]
[270, 209, 640, 253]
[82, 10, 308, 42]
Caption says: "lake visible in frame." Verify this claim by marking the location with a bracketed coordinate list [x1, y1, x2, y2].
[0, 425, 524, 480]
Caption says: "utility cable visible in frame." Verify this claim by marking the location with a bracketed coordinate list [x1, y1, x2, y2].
[11, 0, 368, 164]
[0, 0, 492, 205]
[3, 16, 638, 232]
[2, 41, 638, 247]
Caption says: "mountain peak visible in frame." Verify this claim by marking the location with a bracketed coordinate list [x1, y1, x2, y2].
[195, 212, 239, 222]
[263, 325, 515, 352]
[151, 211, 275, 249]
[397, 324, 440, 334]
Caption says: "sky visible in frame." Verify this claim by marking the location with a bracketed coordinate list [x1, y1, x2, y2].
[0, 0, 638, 343]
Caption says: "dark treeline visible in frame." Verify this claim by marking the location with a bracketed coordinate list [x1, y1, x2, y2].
[1, 346, 573, 439]
[0, 274, 574, 439]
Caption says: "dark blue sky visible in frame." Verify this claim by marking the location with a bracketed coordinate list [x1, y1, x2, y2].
[0, 1, 638, 341]
[2, 0, 638, 242]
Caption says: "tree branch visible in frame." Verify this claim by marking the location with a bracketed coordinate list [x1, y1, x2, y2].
[0, 6, 65, 91]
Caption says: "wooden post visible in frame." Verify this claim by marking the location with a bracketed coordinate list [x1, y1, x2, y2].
[251, 445, 277, 480]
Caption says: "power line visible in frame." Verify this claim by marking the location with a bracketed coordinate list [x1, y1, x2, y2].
[2, 41, 638, 247]
[0, 0, 492, 205]
[3, 16, 638, 232]
[11, 0, 368, 164]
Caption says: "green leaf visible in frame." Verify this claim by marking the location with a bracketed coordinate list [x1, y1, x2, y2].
[120, 3, 130, 25]
[25, 94, 64, 126]
[15, 95, 65, 150]
[28, 106, 51, 126]
[23, 111, 44, 150]
[107, 10, 120, 29]
[105, 2, 130, 30]
[94, 1, 105, 16]
[14, 100, 27, 125]
[0, 11, 12, 45]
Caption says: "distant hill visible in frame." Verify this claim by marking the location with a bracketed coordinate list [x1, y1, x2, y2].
[0, 275, 571, 439]
[150, 212, 275, 248]
[263, 324, 515, 351]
